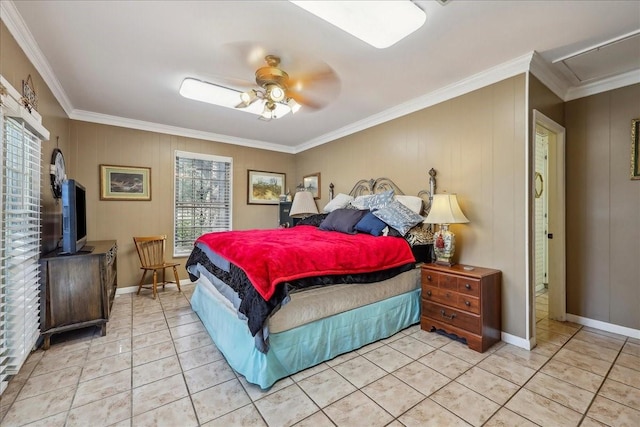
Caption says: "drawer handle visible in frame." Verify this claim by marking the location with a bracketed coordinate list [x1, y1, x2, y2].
[465, 301, 471, 306]
[440, 310, 456, 320]
[427, 275, 433, 281]
[426, 290, 432, 296]
[465, 283, 471, 290]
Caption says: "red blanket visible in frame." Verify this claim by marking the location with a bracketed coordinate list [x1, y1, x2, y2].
[196, 225, 415, 301]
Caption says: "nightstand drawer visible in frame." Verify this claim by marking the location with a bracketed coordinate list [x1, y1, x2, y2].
[421, 271, 457, 291]
[454, 294, 480, 314]
[422, 285, 457, 306]
[457, 277, 481, 297]
[422, 301, 481, 335]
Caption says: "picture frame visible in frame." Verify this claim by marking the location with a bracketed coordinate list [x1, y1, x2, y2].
[303, 172, 321, 199]
[632, 118, 640, 180]
[100, 164, 151, 201]
[247, 170, 286, 205]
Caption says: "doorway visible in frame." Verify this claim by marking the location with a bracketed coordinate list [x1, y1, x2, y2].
[533, 111, 566, 340]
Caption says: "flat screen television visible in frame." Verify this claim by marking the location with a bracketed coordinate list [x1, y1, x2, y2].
[61, 179, 89, 254]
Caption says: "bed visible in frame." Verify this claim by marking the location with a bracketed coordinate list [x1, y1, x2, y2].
[187, 171, 437, 389]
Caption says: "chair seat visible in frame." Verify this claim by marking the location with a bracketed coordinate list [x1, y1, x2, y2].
[140, 262, 180, 270]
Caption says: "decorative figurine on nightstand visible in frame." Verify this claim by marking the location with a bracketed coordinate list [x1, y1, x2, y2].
[424, 193, 469, 266]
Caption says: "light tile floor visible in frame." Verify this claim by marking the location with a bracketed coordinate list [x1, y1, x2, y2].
[1, 284, 639, 426]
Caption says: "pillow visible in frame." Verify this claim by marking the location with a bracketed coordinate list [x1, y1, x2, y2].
[405, 224, 434, 245]
[372, 200, 425, 236]
[322, 193, 354, 213]
[295, 213, 328, 227]
[319, 208, 369, 234]
[394, 195, 423, 214]
[355, 212, 388, 236]
[349, 189, 394, 210]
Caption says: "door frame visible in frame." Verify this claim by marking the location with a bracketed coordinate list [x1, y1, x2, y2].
[532, 110, 567, 331]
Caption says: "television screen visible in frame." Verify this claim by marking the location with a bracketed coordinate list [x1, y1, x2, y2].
[61, 179, 88, 254]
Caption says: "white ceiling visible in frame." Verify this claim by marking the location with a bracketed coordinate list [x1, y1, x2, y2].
[4, 0, 640, 153]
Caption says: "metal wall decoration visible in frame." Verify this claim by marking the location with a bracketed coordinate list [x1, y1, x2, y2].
[22, 74, 38, 112]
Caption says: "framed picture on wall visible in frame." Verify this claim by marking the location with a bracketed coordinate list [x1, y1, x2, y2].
[303, 172, 321, 199]
[632, 118, 639, 180]
[247, 170, 286, 205]
[100, 165, 151, 201]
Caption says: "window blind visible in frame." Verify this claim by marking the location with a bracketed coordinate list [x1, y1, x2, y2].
[0, 116, 42, 395]
[174, 151, 233, 257]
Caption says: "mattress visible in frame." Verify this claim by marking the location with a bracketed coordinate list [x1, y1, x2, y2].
[268, 267, 420, 333]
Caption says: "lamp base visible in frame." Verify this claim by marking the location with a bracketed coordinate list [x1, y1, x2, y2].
[433, 224, 457, 266]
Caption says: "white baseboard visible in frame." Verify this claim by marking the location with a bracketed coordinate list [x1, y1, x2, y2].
[115, 279, 193, 296]
[501, 331, 534, 350]
[566, 313, 640, 339]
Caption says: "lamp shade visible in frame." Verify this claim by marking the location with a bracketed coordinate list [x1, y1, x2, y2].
[289, 191, 318, 218]
[424, 194, 469, 225]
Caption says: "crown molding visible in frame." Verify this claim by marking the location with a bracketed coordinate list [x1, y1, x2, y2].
[70, 110, 296, 154]
[1, 0, 74, 116]
[564, 68, 640, 101]
[529, 51, 570, 101]
[295, 53, 534, 153]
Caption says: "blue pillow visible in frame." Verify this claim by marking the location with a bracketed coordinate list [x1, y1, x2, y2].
[350, 189, 394, 210]
[355, 212, 388, 236]
[319, 208, 370, 234]
[372, 200, 424, 236]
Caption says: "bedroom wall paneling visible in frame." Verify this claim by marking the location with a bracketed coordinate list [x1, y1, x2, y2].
[296, 75, 529, 341]
[565, 83, 640, 330]
[69, 120, 296, 291]
[0, 21, 71, 255]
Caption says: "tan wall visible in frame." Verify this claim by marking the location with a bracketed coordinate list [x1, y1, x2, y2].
[68, 121, 295, 290]
[297, 75, 529, 338]
[565, 84, 640, 329]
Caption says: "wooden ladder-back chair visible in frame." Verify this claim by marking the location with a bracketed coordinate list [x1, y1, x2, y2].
[133, 235, 181, 299]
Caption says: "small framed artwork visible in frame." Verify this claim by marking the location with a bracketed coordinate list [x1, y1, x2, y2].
[100, 165, 151, 201]
[632, 118, 639, 180]
[248, 170, 286, 205]
[303, 172, 321, 199]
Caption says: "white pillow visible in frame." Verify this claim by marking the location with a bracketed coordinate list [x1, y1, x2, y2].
[349, 189, 394, 210]
[323, 193, 354, 213]
[394, 195, 423, 214]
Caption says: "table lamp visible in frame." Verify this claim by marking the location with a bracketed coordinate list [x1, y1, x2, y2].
[423, 193, 469, 266]
[289, 190, 318, 219]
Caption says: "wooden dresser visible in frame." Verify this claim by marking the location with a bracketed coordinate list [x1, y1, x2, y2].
[421, 263, 501, 352]
[39, 240, 117, 349]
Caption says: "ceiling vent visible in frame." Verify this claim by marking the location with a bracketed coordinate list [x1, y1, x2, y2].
[553, 31, 640, 84]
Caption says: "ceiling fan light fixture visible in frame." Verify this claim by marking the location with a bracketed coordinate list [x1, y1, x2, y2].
[237, 89, 259, 108]
[260, 102, 276, 121]
[287, 98, 301, 114]
[266, 84, 286, 102]
[289, 0, 426, 49]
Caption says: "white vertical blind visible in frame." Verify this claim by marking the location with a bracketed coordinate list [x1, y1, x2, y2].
[174, 151, 233, 257]
[0, 95, 43, 395]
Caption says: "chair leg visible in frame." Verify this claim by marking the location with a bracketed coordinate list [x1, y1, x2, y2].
[162, 268, 166, 290]
[173, 266, 181, 293]
[152, 270, 158, 299]
[137, 270, 148, 295]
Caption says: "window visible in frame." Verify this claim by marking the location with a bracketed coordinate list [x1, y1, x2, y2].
[0, 115, 42, 395]
[174, 151, 232, 257]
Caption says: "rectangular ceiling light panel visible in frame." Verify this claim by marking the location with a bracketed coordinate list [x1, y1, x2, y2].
[290, 1, 426, 49]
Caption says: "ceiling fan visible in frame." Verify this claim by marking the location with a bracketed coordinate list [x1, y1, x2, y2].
[180, 50, 339, 121]
[236, 55, 300, 121]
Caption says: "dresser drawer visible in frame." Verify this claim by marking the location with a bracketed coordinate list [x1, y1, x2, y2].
[423, 285, 457, 306]
[422, 301, 481, 335]
[454, 294, 480, 314]
[422, 271, 457, 291]
[457, 277, 481, 297]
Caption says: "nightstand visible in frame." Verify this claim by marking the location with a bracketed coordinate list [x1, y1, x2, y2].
[420, 263, 501, 352]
